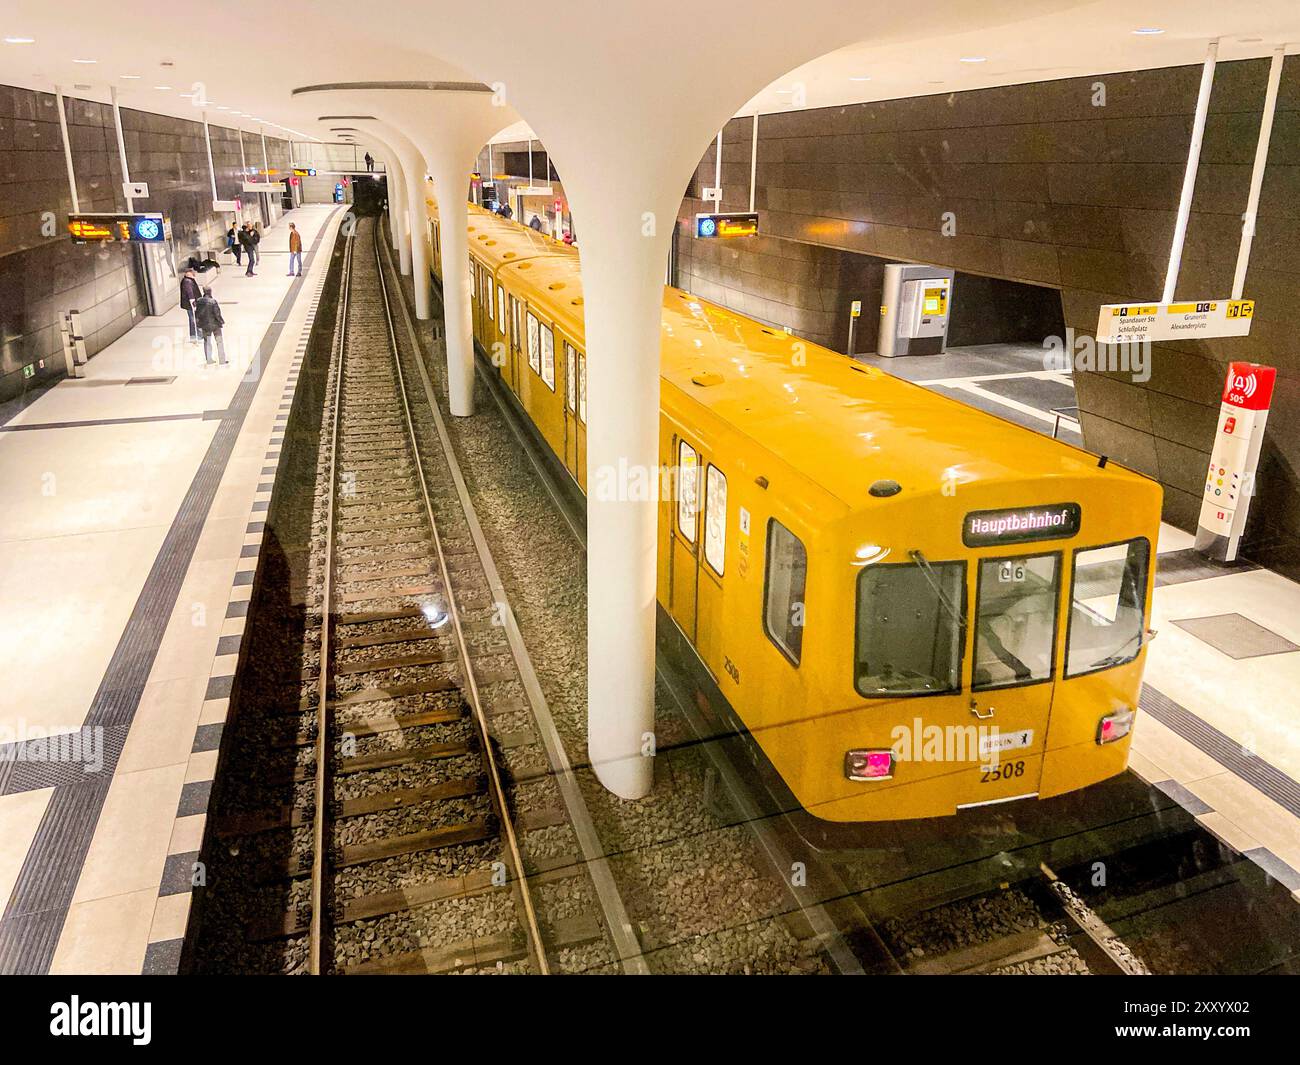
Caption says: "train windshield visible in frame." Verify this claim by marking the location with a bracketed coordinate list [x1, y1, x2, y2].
[1066, 538, 1150, 676]
[973, 554, 1059, 689]
[856, 561, 964, 696]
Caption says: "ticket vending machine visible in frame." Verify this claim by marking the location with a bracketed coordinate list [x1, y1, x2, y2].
[878, 263, 954, 357]
[1195, 361, 1276, 562]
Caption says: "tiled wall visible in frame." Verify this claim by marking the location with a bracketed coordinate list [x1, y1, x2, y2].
[0, 83, 289, 406]
[676, 58, 1300, 577]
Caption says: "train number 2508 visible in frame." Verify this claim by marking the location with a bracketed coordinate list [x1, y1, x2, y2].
[980, 760, 1026, 783]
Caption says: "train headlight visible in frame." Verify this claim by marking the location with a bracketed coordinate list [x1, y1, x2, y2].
[1096, 709, 1135, 745]
[844, 749, 893, 781]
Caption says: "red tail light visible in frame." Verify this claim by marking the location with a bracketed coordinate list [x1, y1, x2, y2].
[845, 749, 893, 781]
[1097, 709, 1135, 745]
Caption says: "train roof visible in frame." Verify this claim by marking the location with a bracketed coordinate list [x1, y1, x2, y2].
[460, 214, 1152, 510]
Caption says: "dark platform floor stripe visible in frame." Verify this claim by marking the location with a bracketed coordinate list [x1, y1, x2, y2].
[0, 211, 338, 975]
[1141, 683, 1300, 820]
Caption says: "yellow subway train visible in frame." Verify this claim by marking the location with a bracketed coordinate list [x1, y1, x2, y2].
[428, 199, 1162, 827]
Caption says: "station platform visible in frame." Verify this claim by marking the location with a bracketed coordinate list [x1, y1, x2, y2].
[0, 203, 344, 974]
[870, 344, 1300, 903]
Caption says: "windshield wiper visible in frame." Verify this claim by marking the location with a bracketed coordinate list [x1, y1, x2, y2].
[909, 550, 965, 631]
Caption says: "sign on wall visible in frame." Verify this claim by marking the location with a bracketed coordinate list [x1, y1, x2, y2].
[1095, 298, 1255, 344]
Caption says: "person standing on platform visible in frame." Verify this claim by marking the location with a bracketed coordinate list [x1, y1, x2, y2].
[287, 222, 303, 276]
[180, 268, 201, 342]
[239, 223, 257, 276]
[194, 287, 228, 366]
[227, 223, 242, 266]
[365, 151, 374, 172]
[529, 214, 543, 231]
[251, 221, 263, 266]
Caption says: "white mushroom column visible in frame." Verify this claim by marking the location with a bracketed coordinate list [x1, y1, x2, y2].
[364, 121, 433, 317]
[336, 86, 520, 417]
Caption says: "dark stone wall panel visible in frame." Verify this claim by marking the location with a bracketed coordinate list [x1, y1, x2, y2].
[675, 56, 1300, 574]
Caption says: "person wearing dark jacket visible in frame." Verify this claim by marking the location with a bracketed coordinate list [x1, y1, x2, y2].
[226, 224, 241, 266]
[194, 287, 227, 366]
[179, 269, 201, 341]
[238, 224, 256, 276]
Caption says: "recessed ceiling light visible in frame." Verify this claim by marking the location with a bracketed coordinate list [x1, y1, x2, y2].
[1132, 27, 1164, 35]
[179, 92, 194, 98]
[774, 88, 793, 95]
[154, 85, 171, 90]
[217, 105, 229, 110]
[849, 75, 871, 82]
[72, 58, 97, 64]
[959, 56, 987, 63]
[1239, 36, 1263, 43]
[120, 73, 141, 79]
[3, 36, 35, 44]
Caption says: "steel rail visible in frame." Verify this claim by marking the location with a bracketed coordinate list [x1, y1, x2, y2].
[308, 222, 355, 974]
[386, 240, 649, 973]
[370, 224, 551, 974]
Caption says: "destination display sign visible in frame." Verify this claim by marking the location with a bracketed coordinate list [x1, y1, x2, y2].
[1095, 298, 1254, 343]
[68, 213, 169, 244]
[962, 503, 1082, 548]
[695, 212, 759, 239]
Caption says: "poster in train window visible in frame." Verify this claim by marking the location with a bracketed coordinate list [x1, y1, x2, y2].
[540, 325, 555, 390]
[677, 441, 698, 544]
[565, 343, 577, 411]
[704, 465, 727, 575]
[497, 285, 505, 332]
[578, 354, 587, 424]
[527, 312, 541, 372]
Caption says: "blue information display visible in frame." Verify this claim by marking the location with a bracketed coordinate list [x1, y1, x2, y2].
[68, 213, 169, 244]
[695, 212, 759, 239]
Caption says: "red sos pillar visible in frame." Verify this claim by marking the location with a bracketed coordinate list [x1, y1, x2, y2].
[1195, 361, 1277, 562]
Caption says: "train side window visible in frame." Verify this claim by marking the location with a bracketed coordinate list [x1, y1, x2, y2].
[526, 312, 541, 373]
[540, 324, 555, 390]
[677, 440, 698, 544]
[578, 353, 587, 424]
[469, 263, 476, 300]
[565, 343, 577, 412]
[703, 465, 727, 575]
[497, 285, 506, 334]
[486, 274, 494, 321]
[1067, 538, 1150, 677]
[510, 296, 522, 351]
[856, 561, 965, 697]
[764, 520, 807, 665]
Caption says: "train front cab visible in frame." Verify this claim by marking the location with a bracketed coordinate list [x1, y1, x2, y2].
[658, 441, 1161, 830]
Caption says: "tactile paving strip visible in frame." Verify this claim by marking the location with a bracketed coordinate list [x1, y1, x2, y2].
[0, 213, 339, 976]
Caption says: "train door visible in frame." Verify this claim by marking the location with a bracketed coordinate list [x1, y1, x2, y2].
[473, 260, 483, 343]
[667, 437, 727, 655]
[964, 551, 1062, 800]
[495, 282, 507, 375]
[575, 347, 587, 491]
[562, 339, 580, 481]
[508, 294, 523, 393]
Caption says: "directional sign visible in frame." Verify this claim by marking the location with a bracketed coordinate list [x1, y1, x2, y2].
[292, 167, 316, 177]
[242, 181, 286, 194]
[68, 212, 169, 243]
[695, 212, 759, 239]
[1096, 298, 1254, 343]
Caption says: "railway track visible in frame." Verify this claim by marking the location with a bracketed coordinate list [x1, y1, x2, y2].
[217, 215, 642, 974]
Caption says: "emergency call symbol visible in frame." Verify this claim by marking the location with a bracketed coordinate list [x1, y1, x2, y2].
[1232, 372, 1259, 399]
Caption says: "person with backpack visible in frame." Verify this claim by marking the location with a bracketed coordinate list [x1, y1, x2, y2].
[226, 223, 241, 266]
